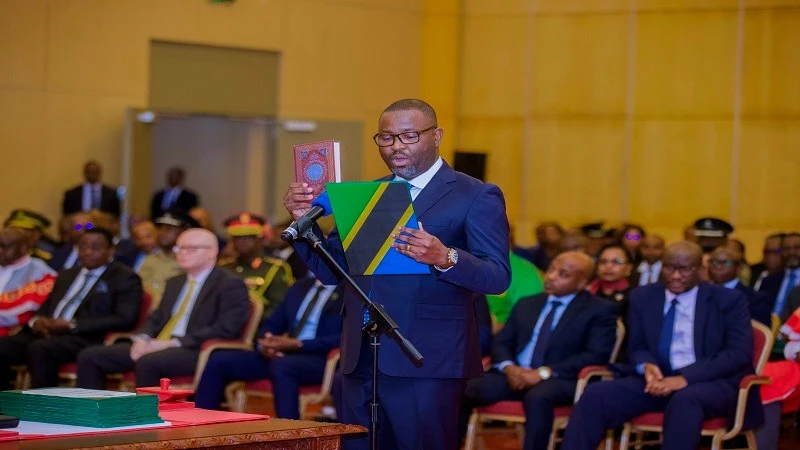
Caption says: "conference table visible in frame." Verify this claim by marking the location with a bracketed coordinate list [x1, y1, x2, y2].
[0, 419, 367, 449]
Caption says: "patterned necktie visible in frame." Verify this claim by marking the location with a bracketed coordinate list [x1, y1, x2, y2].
[774, 271, 798, 316]
[55, 273, 97, 319]
[530, 300, 563, 368]
[289, 285, 324, 338]
[157, 279, 197, 340]
[657, 298, 679, 372]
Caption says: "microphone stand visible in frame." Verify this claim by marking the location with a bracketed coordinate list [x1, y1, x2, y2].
[300, 228, 423, 450]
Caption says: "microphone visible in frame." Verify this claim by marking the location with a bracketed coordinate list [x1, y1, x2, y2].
[281, 192, 333, 242]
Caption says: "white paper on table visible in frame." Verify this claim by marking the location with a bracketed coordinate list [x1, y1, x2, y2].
[21, 388, 136, 398]
[13, 420, 171, 436]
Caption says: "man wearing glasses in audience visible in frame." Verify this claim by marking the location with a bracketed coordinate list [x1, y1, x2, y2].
[76, 228, 249, 389]
[562, 241, 763, 450]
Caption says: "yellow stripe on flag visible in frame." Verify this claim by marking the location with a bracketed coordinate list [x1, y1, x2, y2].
[341, 183, 389, 250]
[364, 204, 415, 275]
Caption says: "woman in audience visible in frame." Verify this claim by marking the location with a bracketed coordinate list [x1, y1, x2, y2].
[586, 243, 633, 361]
[619, 223, 646, 265]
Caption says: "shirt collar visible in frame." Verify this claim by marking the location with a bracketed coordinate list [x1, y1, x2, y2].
[392, 157, 443, 191]
[638, 260, 661, 272]
[188, 266, 213, 285]
[723, 279, 740, 289]
[665, 284, 699, 304]
[81, 264, 108, 278]
[547, 292, 577, 307]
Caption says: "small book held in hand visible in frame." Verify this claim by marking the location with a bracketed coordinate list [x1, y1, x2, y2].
[293, 140, 341, 198]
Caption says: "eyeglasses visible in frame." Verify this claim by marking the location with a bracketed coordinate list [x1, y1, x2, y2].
[172, 245, 213, 254]
[75, 222, 94, 231]
[598, 258, 627, 266]
[373, 125, 437, 147]
[662, 264, 697, 276]
[624, 233, 641, 241]
[709, 259, 738, 268]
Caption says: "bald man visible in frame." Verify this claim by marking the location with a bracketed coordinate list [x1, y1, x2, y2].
[76, 228, 250, 388]
[460, 252, 618, 450]
[563, 241, 762, 450]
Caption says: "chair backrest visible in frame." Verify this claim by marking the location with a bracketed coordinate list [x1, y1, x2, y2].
[770, 313, 781, 338]
[241, 292, 265, 343]
[136, 292, 152, 329]
[751, 319, 774, 374]
[318, 349, 341, 398]
[609, 318, 626, 364]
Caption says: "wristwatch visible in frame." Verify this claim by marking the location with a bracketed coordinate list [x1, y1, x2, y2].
[435, 248, 459, 271]
[537, 366, 552, 381]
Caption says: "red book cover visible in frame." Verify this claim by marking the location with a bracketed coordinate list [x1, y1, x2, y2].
[293, 140, 341, 198]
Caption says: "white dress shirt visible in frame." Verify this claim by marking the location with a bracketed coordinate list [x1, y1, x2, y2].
[51, 265, 108, 320]
[81, 183, 101, 211]
[169, 267, 213, 338]
[294, 281, 338, 341]
[637, 260, 662, 286]
[392, 157, 443, 201]
[665, 286, 699, 371]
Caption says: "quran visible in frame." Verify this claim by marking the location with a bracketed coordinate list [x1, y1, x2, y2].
[293, 139, 341, 199]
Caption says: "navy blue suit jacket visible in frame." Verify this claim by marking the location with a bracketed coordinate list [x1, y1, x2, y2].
[492, 291, 617, 380]
[626, 282, 763, 428]
[761, 271, 797, 321]
[257, 278, 343, 355]
[733, 281, 771, 327]
[293, 162, 511, 378]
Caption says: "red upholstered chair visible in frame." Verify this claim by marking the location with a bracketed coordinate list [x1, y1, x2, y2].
[58, 292, 154, 387]
[224, 348, 340, 420]
[619, 320, 773, 450]
[115, 291, 263, 391]
[464, 318, 625, 450]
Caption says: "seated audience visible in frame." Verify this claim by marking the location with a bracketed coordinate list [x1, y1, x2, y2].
[189, 207, 227, 252]
[115, 221, 160, 272]
[726, 238, 752, 286]
[137, 209, 196, 308]
[579, 222, 608, 258]
[460, 251, 617, 450]
[513, 222, 564, 272]
[76, 228, 249, 389]
[150, 166, 199, 220]
[761, 232, 800, 322]
[562, 241, 761, 450]
[194, 277, 343, 418]
[587, 243, 633, 361]
[0, 228, 57, 335]
[49, 211, 97, 271]
[619, 223, 646, 265]
[265, 219, 310, 280]
[693, 217, 733, 254]
[751, 233, 785, 292]
[487, 235, 544, 325]
[0, 228, 142, 389]
[62, 161, 121, 218]
[633, 234, 665, 286]
[561, 229, 588, 254]
[708, 246, 771, 327]
[219, 213, 293, 318]
[4, 209, 56, 262]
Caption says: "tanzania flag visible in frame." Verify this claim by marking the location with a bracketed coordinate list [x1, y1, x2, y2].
[326, 181, 429, 276]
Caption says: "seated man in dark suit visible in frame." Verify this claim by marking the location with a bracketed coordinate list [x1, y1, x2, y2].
[194, 277, 343, 418]
[750, 233, 784, 292]
[708, 246, 771, 327]
[150, 167, 200, 220]
[62, 161, 121, 218]
[562, 241, 761, 450]
[76, 228, 249, 388]
[461, 251, 617, 450]
[0, 227, 142, 389]
[761, 232, 800, 322]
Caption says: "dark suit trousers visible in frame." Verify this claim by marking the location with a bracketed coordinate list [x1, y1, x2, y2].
[0, 329, 96, 389]
[194, 350, 326, 419]
[76, 343, 199, 388]
[340, 339, 467, 450]
[461, 370, 576, 450]
[561, 376, 738, 450]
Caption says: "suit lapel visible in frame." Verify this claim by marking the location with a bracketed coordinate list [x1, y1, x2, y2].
[547, 291, 588, 346]
[412, 162, 455, 218]
[693, 283, 711, 360]
[73, 264, 114, 315]
[647, 284, 668, 351]
[43, 268, 80, 316]
[519, 295, 548, 352]
[186, 268, 219, 324]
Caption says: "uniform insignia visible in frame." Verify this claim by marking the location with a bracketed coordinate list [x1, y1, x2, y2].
[252, 258, 262, 269]
[235, 266, 244, 273]
[240, 213, 251, 224]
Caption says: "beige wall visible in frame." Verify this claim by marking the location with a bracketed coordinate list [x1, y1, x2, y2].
[0, 0, 424, 228]
[1, 0, 798, 256]
[451, 0, 800, 254]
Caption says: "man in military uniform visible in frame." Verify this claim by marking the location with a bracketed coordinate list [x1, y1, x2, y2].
[220, 213, 293, 317]
[4, 209, 56, 262]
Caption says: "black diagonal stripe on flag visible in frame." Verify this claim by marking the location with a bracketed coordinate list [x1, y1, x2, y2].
[345, 182, 411, 275]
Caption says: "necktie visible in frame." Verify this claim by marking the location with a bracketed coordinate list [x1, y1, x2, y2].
[91, 186, 101, 210]
[289, 285, 325, 338]
[530, 300, 563, 368]
[162, 190, 174, 210]
[55, 273, 97, 319]
[774, 271, 797, 316]
[657, 298, 679, 373]
[157, 280, 197, 340]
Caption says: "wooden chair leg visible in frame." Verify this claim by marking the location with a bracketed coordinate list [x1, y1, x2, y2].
[514, 423, 525, 447]
[603, 429, 614, 450]
[463, 412, 479, 450]
[710, 432, 723, 450]
[619, 423, 631, 450]
[232, 388, 248, 413]
[745, 430, 757, 449]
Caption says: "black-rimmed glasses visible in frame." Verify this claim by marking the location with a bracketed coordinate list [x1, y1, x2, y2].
[373, 125, 437, 147]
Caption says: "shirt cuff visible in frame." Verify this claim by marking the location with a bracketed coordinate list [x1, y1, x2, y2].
[131, 334, 152, 342]
[636, 363, 646, 375]
[495, 360, 514, 372]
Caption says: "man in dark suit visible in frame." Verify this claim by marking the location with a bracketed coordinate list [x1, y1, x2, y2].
[0, 228, 142, 389]
[283, 99, 511, 450]
[62, 161, 121, 218]
[461, 252, 617, 450]
[562, 241, 761, 450]
[708, 246, 771, 327]
[194, 277, 343, 418]
[76, 228, 249, 388]
[750, 233, 784, 292]
[150, 167, 200, 220]
[760, 232, 800, 321]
